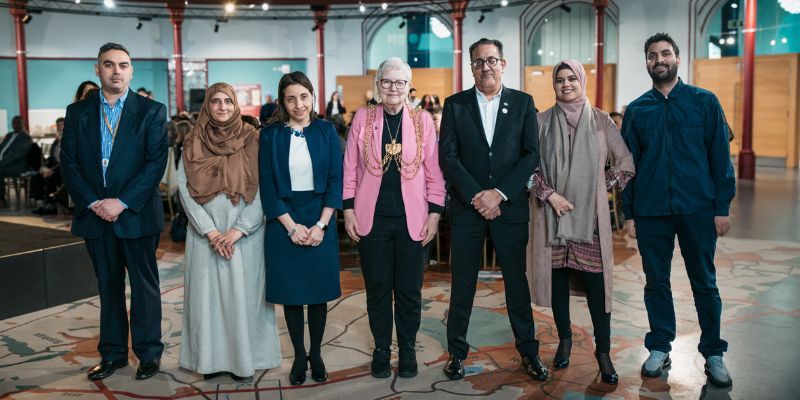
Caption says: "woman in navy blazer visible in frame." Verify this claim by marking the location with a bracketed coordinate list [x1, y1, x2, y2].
[259, 71, 343, 386]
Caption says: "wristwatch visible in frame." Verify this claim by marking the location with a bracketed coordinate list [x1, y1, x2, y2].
[315, 221, 328, 231]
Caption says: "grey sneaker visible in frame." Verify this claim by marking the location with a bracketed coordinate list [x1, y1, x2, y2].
[641, 350, 671, 377]
[705, 356, 732, 387]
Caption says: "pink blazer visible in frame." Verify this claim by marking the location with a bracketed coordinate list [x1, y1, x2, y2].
[343, 104, 446, 241]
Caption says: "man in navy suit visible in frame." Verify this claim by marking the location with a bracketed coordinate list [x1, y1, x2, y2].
[61, 43, 168, 381]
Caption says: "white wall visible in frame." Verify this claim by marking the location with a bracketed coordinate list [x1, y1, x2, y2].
[1, 2, 694, 111]
[461, 4, 524, 92]
[615, 0, 690, 109]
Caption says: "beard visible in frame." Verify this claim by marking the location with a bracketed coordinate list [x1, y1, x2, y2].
[648, 62, 678, 85]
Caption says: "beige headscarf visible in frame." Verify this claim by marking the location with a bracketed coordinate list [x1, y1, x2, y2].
[182, 83, 259, 205]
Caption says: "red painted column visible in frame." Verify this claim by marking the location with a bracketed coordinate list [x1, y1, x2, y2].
[313, 6, 328, 116]
[738, 0, 757, 179]
[450, 0, 467, 92]
[594, 0, 608, 110]
[9, 1, 29, 132]
[168, 2, 186, 113]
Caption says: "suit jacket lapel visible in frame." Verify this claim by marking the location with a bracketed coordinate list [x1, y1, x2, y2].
[374, 104, 385, 162]
[304, 121, 322, 189]
[401, 105, 415, 161]
[466, 87, 489, 148]
[108, 89, 141, 170]
[81, 94, 103, 178]
[276, 125, 291, 196]
[491, 88, 512, 150]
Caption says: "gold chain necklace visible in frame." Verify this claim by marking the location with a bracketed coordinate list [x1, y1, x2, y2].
[362, 104, 423, 179]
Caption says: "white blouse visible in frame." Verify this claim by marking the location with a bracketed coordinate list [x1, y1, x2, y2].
[288, 132, 314, 191]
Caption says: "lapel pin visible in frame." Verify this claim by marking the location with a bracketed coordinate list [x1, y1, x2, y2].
[502, 108, 508, 114]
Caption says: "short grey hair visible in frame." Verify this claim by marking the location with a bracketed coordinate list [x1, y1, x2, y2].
[376, 57, 412, 82]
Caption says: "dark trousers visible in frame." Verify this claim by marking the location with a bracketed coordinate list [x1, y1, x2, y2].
[446, 221, 539, 359]
[635, 210, 728, 357]
[358, 215, 425, 350]
[85, 224, 163, 362]
[29, 168, 62, 201]
[551, 268, 611, 353]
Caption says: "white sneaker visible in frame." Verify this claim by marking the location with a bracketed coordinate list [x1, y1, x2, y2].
[705, 355, 732, 387]
[641, 350, 671, 377]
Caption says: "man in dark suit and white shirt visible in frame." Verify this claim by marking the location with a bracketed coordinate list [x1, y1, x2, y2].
[60, 43, 168, 381]
[439, 38, 547, 381]
[0, 116, 34, 208]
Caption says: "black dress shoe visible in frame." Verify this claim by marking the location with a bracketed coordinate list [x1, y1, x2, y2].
[371, 347, 392, 379]
[289, 355, 308, 385]
[135, 360, 160, 380]
[309, 354, 328, 382]
[203, 372, 224, 380]
[521, 355, 548, 381]
[230, 373, 252, 382]
[595, 352, 619, 385]
[443, 354, 465, 380]
[87, 359, 128, 381]
[398, 347, 418, 378]
[553, 338, 572, 369]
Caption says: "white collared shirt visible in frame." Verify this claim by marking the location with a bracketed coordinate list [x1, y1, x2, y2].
[475, 85, 503, 146]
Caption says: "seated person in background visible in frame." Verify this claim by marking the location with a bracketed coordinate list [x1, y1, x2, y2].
[31, 117, 65, 215]
[259, 94, 277, 126]
[0, 116, 35, 208]
[610, 112, 623, 128]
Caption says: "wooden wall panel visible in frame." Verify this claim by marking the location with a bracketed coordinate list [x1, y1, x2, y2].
[694, 53, 800, 168]
[335, 74, 375, 123]
[523, 64, 617, 113]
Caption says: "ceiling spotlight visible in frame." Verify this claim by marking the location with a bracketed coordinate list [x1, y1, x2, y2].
[731, 3, 738, 8]
[248, 4, 254, 8]
[75, 0, 81, 3]
[559, 1, 571, 13]
[726, 36, 736, 45]
[224, 3, 235, 13]
[381, 2, 388, 10]
[500, 0, 508, 6]
[398, 20, 406, 29]
[537, 49, 543, 55]
[214, 23, 219, 33]
[718, 38, 725, 45]
[359, 2, 366, 13]
[781, 37, 788, 43]
[136, 22, 142, 30]
[261, 2, 268, 11]
[478, 13, 485, 23]
[103, 0, 115, 8]
[770, 39, 776, 46]
[22, 13, 32, 24]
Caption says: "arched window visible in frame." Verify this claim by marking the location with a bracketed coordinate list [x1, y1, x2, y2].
[696, 0, 800, 59]
[367, 15, 454, 70]
[526, 2, 618, 66]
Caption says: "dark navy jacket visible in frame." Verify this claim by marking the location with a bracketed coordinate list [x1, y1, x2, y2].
[60, 90, 168, 239]
[258, 118, 343, 221]
[621, 79, 735, 219]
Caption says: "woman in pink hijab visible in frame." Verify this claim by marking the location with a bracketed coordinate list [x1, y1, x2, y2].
[526, 59, 635, 385]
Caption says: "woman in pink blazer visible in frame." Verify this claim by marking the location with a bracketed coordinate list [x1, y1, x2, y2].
[342, 57, 446, 380]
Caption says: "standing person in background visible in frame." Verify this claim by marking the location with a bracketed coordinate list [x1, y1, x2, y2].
[178, 83, 281, 381]
[260, 71, 343, 386]
[408, 88, 421, 108]
[343, 57, 445, 379]
[325, 91, 346, 119]
[259, 94, 277, 126]
[60, 43, 168, 381]
[438, 38, 547, 381]
[75, 81, 100, 103]
[527, 59, 635, 385]
[31, 117, 66, 215]
[621, 33, 735, 387]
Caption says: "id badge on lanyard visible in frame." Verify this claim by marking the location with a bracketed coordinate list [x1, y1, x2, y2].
[102, 107, 121, 169]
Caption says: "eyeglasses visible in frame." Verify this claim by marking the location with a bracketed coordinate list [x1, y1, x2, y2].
[470, 57, 503, 69]
[378, 79, 408, 90]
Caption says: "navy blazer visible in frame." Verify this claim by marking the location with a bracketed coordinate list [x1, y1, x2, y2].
[259, 118, 343, 220]
[60, 89, 169, 239]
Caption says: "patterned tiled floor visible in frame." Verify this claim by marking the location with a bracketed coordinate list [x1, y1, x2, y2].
[1, 230, 798, 399]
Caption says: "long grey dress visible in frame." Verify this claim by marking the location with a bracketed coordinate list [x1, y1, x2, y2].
[177, 160, 281, 377]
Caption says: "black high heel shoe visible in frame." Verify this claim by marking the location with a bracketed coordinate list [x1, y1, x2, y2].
[308, 354, 328, 382]
[289, 355, 308, 385]
[595, 352, 618, 385]
[553, 338, 572, 369]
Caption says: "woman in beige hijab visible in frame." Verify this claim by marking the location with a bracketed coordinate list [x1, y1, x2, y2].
[527, 60, 634, 385]
[178, 83, 280, 381]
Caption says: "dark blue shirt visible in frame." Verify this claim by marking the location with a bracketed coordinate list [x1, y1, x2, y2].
[621, 79, 735, 218]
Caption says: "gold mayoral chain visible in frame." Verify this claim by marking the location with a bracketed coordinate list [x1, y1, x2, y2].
[362, 104, 424, 179]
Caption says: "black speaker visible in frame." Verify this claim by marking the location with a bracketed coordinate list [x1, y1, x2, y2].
[189, 88, 206, 112]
